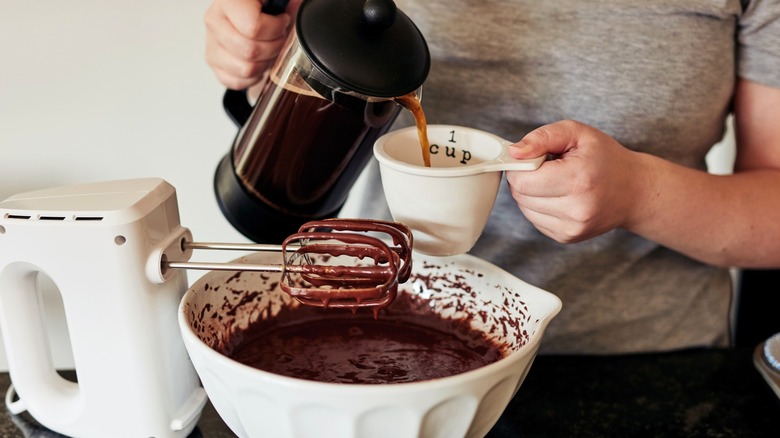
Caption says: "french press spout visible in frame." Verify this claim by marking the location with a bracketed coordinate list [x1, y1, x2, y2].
[214, 0, 430, 243]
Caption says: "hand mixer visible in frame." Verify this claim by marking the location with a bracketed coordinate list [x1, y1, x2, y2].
[0, 177, 412, 438]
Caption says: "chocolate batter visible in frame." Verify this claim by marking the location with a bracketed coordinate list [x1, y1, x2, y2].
[194, 254, 533, 385]
[226, 293, 508, 384]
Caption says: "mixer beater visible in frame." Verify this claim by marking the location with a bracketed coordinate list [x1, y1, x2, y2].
[164, 218, 413, 311]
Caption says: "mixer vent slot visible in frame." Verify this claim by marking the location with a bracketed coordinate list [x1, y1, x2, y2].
[2, 214, 103, 221]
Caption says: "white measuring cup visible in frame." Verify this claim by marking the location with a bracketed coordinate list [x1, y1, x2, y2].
[373, 124, 545, 256]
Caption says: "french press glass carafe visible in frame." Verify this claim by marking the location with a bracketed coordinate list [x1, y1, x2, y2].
[215, 0, 430, 243]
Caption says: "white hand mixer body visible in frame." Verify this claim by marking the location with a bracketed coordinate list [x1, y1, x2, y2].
[0, 178, 206, 438]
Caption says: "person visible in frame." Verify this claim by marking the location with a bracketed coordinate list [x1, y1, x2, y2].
[203, 0, 780, 354]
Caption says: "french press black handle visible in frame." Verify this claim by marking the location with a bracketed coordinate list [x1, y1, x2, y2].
[261, 0, 290, 15]
[223, 0, 291, 126]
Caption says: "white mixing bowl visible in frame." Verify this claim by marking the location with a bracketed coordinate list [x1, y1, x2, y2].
[178, 251, 561, 438]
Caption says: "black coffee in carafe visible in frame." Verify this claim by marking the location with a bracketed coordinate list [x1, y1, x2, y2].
[232, 73, 399, 219]
[215, 0, 430, 243]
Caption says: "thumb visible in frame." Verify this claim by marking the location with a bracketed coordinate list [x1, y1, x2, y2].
[508, 137, 548, 159]
[509, 120, 584, 159]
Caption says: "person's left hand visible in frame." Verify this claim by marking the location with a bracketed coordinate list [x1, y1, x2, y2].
[505, 119, 652, 243]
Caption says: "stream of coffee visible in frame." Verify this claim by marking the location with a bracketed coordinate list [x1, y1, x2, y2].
[395, 92, 431, 167]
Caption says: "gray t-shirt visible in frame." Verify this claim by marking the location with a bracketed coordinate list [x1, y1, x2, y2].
[352, 0, 780, 354]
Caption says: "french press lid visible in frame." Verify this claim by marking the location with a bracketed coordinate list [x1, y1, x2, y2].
[297, 0, 430, 98]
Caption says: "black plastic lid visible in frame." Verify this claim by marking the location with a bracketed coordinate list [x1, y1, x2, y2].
[296, 0, 430, 98]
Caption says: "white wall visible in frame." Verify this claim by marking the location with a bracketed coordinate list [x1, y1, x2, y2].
[0, 0, 249, 371]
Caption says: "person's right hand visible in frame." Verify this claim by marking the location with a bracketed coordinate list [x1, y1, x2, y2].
[204, 0, 302, 91]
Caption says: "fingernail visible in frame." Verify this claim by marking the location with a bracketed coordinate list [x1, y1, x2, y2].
[510, 141, 530, 152]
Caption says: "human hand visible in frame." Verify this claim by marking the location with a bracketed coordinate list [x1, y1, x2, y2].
[204, 0, 303, 90]
[505, 120, 651, 243]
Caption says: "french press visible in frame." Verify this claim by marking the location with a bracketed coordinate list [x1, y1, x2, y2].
[214, 0, 430, 243]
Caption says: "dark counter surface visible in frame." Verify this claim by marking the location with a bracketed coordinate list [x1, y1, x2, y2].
[488, 346, 777, 437]
[1, 346, 776, 437]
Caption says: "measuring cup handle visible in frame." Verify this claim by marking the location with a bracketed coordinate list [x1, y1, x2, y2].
[481, 139, 546, 172]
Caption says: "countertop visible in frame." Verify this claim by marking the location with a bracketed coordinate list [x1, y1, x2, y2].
[1, 346, 776, 437]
